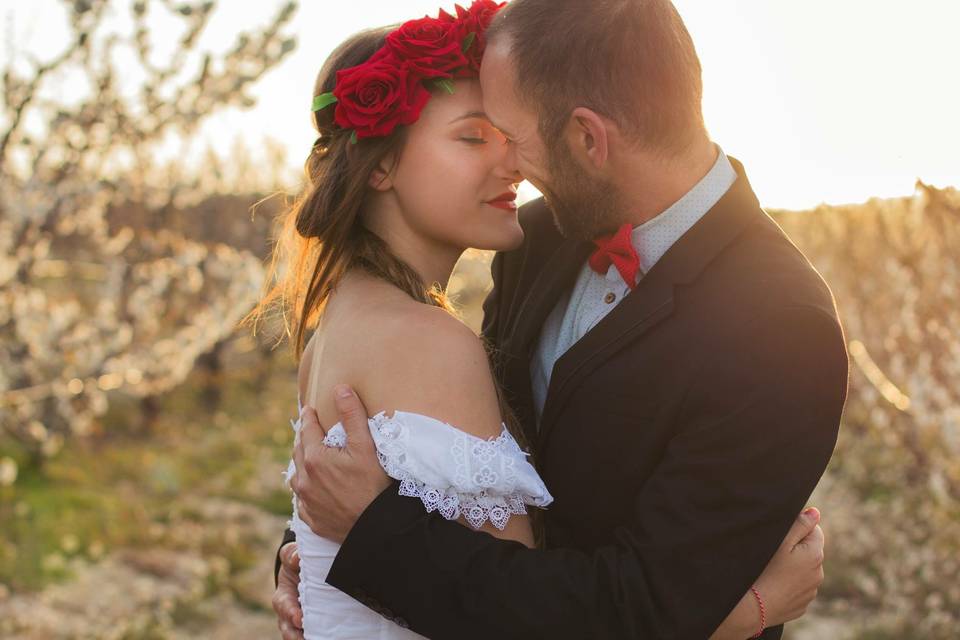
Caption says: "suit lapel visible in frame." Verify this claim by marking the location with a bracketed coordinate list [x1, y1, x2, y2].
[534, 263, 676, 457]
[534, 157, 764, 457]
[505, 238, 594, 356]
[497, 237, 592, 444]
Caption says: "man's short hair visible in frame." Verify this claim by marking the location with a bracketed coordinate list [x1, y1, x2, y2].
[487, 0, 706, 154]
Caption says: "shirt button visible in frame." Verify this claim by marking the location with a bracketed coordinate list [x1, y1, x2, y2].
[604, 292, 617, 304]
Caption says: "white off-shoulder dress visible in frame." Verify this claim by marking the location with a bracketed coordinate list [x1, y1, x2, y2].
[283, 395, 553, 639]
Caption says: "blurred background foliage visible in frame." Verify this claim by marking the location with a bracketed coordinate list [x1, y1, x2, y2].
[0, 1, 957, 638]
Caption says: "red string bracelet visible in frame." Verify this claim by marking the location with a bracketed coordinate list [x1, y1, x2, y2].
[750, 586, 767, 638]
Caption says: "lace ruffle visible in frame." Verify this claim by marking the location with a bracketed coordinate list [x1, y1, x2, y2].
[320, 411, 552, 531]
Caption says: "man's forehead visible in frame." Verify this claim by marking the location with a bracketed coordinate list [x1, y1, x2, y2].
[480, 39, 515, 85]
[480, 49, 519, 114]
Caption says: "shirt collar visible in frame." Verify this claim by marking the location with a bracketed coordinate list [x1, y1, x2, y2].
[604, 144, 737, 283]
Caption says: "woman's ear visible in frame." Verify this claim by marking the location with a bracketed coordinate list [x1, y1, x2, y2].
[368, 153, 397, 191]
[566, 107, 609, 172]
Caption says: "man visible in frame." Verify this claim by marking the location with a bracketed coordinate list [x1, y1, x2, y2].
[274, 0, 848, 637]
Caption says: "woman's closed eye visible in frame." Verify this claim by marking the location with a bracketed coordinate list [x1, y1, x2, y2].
[459, 128, 488, 145]
[456, 119, 509, 146]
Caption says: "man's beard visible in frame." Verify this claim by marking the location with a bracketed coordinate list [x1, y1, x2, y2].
[540, 140, 623, 240]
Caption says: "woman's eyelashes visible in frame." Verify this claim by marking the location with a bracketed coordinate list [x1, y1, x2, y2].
[459, 129, 488, 145]
[454, 120, 510, 146]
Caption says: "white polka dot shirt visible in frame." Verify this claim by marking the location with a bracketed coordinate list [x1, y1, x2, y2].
[529, 145, 737, 424]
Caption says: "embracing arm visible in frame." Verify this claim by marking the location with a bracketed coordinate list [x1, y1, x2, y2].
[325, 304, 848, 639]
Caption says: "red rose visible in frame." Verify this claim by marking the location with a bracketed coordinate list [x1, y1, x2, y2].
[450, 0, 506, 74]
[385, 15, 467, 79]
[332, 56, 431, 139]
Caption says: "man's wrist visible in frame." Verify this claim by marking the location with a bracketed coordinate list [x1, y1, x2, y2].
[326, 479, 417, 590]
[340, 480, 403, 549]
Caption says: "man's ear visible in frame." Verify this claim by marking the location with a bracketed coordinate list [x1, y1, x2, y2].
[368, 153, 397, 191]
[566, 107, 609, 172]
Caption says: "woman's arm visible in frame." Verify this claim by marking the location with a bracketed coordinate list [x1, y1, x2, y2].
[710, 511, 825, 639]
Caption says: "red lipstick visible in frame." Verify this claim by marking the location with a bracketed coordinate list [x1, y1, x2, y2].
[485, 192, 518, 211]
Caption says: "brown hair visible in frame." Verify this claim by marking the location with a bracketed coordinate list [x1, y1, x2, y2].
[246, 25, 541, 542]
[247, 26, 453, 359]
[487, 0, 706, 155]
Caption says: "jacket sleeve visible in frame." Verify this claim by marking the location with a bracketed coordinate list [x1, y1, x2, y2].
[324, 304, 849, 639]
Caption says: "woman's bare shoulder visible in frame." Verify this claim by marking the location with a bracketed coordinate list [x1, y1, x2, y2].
[356, 301, 502, 440]
[305, 274, 502, 438]
[325, 274, 482, 362]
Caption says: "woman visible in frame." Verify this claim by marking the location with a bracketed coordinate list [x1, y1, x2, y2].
[255, 3, 825, 638]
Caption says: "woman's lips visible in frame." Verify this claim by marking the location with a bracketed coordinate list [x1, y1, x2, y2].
[485, 192, 518, 211]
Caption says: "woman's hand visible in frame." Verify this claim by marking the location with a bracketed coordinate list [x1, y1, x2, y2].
[711, 507, 825, 639]
[755, 507, 825, 626]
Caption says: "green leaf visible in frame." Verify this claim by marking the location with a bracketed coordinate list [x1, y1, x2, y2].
[311, 92, 338, 112]
[350, 131, 358, 145]
[462, 32, 477, 53]
[430, 78, 456, 95]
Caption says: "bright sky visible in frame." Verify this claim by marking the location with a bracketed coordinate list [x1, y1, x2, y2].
[4, 0, 959, 210]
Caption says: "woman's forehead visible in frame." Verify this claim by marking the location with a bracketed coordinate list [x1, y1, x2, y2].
[424, 79, 485, 122]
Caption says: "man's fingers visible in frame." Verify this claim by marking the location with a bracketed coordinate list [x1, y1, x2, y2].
[274, 552, 305, 639]
[297, 495, 315, 532]
[278, 620, 305, 640]
[333, 384, 374, 450]
[299, 405, 329, 449]
[279, 541, 300, 572]
[293, 605, 303, 629]
[291, 436, 305, 494]
[284, 599, 304, 631]
[274, 596, 303, 630]
[273, 590, 304, 640]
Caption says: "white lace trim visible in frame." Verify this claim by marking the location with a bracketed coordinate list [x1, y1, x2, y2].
[314, 410, 552, 531]
[396, 476, 529, 531]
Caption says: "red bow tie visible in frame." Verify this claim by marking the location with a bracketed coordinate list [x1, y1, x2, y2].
[588, 222, 640, 290]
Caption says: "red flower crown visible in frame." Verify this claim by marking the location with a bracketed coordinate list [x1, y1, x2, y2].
[311, 1, 506, 142]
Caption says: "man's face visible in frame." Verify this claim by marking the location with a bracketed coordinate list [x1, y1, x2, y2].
[479, 41, 549, 189]
[479, 41, 623, 240]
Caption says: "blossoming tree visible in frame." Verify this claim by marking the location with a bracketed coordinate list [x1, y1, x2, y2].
[0, 0, 296, 467]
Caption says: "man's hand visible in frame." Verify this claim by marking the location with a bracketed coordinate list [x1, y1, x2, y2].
[272, 541, 304, 640]
[291, 384, 392, 543]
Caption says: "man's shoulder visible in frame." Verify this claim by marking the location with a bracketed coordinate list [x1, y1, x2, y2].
[665, 208, 845, 372]
[712, 211, 841, 320]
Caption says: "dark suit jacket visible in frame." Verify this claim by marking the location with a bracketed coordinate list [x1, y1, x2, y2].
[275, 158, 849, 639]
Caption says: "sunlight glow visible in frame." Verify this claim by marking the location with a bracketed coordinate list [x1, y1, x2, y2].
[3, 0, 957, 210]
